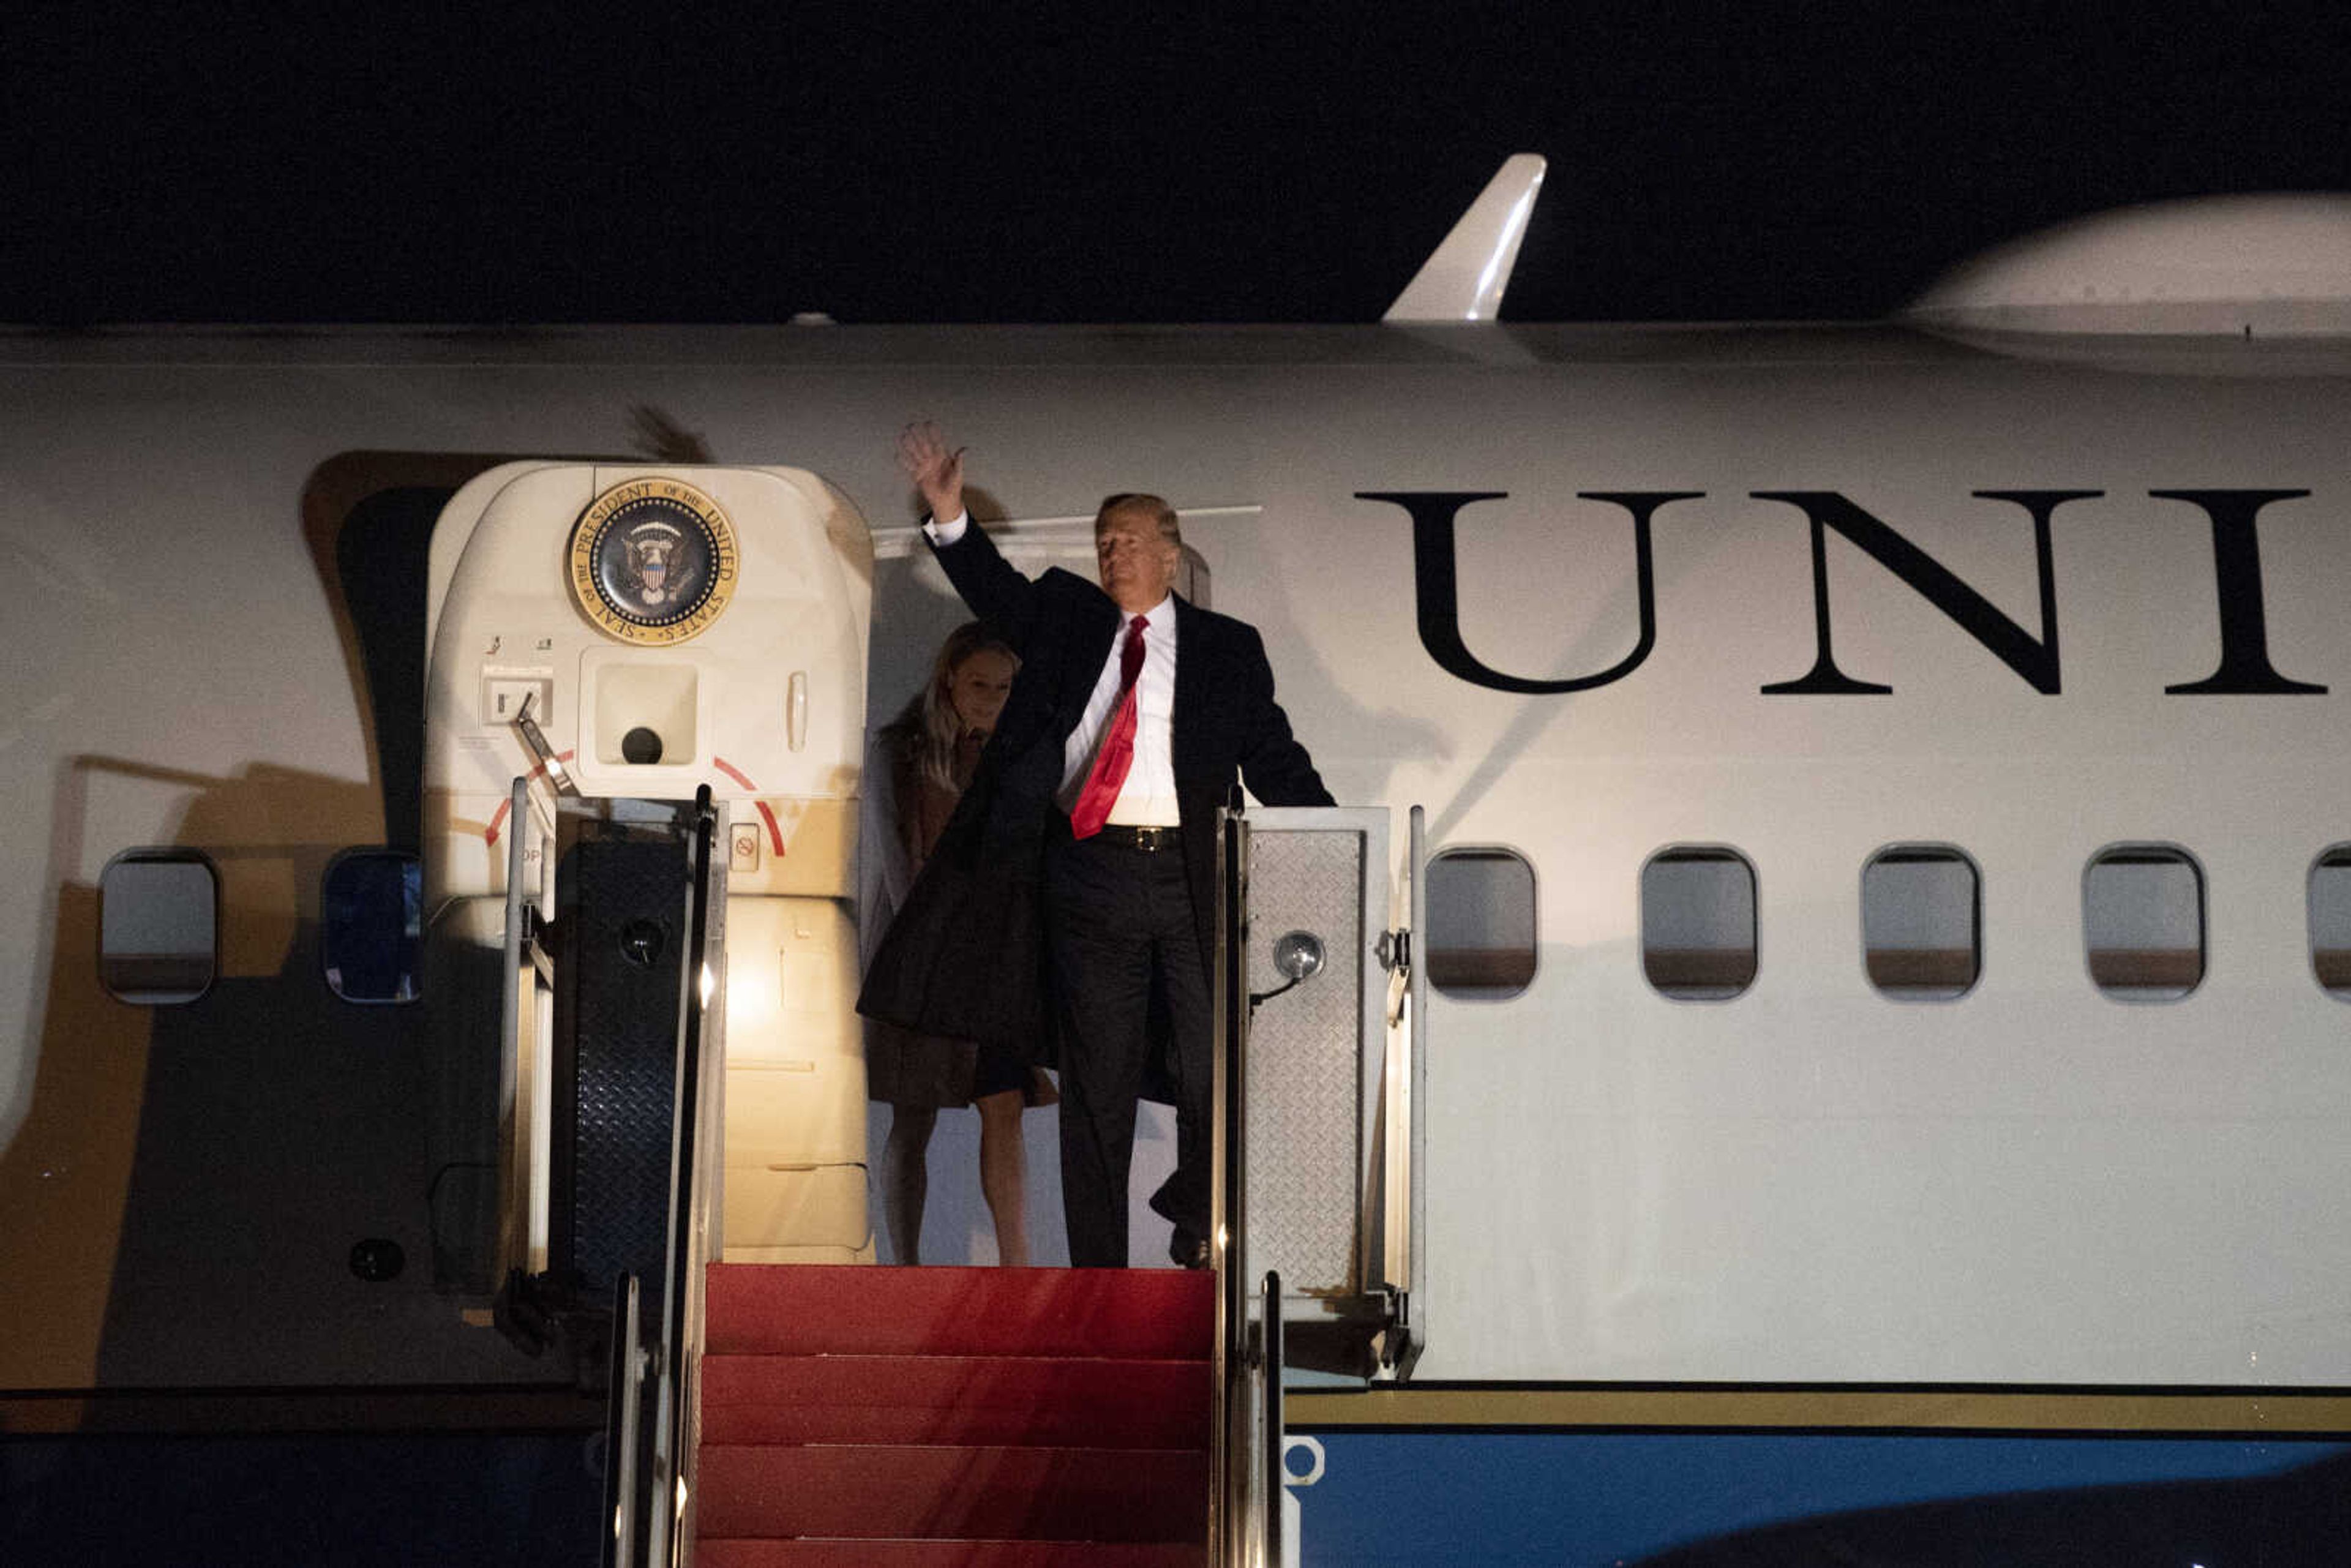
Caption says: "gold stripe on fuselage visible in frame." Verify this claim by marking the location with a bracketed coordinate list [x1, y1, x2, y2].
[1288, 1385, 2351, 1434]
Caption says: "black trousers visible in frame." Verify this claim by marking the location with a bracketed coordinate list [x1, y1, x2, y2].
[1044, 828, 1212, 1268]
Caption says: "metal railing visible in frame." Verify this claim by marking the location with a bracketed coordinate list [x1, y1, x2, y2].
[1261, 1269, 1286, 1568]
[601, 1274, 643, 1566]
[608, 786, 724, 1568]
[1211, 809, 1289, 1568]
[1209, 808, 1242, 1562]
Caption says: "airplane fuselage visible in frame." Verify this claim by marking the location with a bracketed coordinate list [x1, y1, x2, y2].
[6, 319, 2350, 1401]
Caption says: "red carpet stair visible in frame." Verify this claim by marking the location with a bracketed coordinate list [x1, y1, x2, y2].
[697, 1263, 1213, 1565]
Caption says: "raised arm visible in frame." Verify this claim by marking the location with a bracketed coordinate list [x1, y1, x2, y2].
[898, 421, 966, 525]
[899, 421, 1046, 647]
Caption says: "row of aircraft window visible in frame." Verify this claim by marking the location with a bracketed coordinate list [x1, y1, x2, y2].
[1423, 842, 2351, 1004]
[92, 841, 2351, 1010]
[97, 848, 423, 1006]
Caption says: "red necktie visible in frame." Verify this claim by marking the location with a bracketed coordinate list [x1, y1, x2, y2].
[1069, 615, 1148, 840]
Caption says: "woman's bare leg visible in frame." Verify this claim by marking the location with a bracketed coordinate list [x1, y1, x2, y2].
[882, 1105, 938, 1266]
[975, 1089, 1030, 1266]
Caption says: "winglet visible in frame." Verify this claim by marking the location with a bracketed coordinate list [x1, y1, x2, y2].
[1383, 154, 1548, 324]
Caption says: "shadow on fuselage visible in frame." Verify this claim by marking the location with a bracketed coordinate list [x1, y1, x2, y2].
[18, 756, 547, 1391]
[5, 454, 551, 1397]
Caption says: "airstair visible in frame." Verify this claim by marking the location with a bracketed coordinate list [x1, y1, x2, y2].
[695, 1263, 1211, 1563]
[563, 803, 1419, 1567]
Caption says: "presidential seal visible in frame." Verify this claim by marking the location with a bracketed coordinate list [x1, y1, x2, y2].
[567, 477, 739, 645]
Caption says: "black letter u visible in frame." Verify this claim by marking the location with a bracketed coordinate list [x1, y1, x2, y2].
[1359, 490, 1697, 694]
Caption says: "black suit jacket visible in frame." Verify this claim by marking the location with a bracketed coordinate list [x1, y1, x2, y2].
[857, 520, 1332, 1052]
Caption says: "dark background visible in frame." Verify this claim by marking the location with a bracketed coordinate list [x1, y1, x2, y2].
[7, 6, 2350, 325]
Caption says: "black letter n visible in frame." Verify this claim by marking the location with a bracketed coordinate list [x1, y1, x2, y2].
[1757, 490, 2096, 696]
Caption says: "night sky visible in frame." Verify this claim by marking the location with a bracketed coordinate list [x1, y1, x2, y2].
[9, 6, 2351, 327]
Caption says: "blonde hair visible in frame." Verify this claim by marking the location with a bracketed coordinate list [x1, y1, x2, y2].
[887, 621, 1017, 793]
[1094, 492, 1182, 549]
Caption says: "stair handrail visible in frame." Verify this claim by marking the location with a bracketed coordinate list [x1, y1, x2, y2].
[662, 784, 723, 1568]
[1210, 808, 1242, 1562]
[1261, 1267, 1285, 1568]
[605, 786, 722, 1568]
[1212, 808, 1286, 1567]
[601, 1273, 643, 1568]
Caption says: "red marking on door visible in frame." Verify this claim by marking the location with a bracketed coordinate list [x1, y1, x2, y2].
[711, 756, 786, 855]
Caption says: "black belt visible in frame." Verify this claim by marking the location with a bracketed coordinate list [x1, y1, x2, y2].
[1090, 823, 1180, 852]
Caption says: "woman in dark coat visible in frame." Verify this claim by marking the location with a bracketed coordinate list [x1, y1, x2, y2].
[863, 622, 1048, 1264]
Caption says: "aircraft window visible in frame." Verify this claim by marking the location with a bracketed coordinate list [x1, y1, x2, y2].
[2308, 846, 2351, 999]
[1641, 846, 1757, 1000]
[98, 849, 219, 1005]
[1861, 845, 1981, 1000]
[1425, 847, 1537, 1000]
[2082, 845, 2204, 1001]
[322, 850, 423, 1003]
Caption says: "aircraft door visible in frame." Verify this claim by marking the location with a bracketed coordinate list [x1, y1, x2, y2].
[422, 462, 877, 1322]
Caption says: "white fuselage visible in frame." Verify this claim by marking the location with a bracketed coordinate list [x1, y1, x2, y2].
[5, 321, 2348, 1391]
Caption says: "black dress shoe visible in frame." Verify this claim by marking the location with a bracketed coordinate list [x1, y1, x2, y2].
[1169, 1228, 1211, 1270]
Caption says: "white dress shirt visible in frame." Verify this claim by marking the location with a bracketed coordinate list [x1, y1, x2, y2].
[928, 510, 1182, 826]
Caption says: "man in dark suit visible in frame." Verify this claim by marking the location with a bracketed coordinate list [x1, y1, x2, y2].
[860, 423, 1332, 1268]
